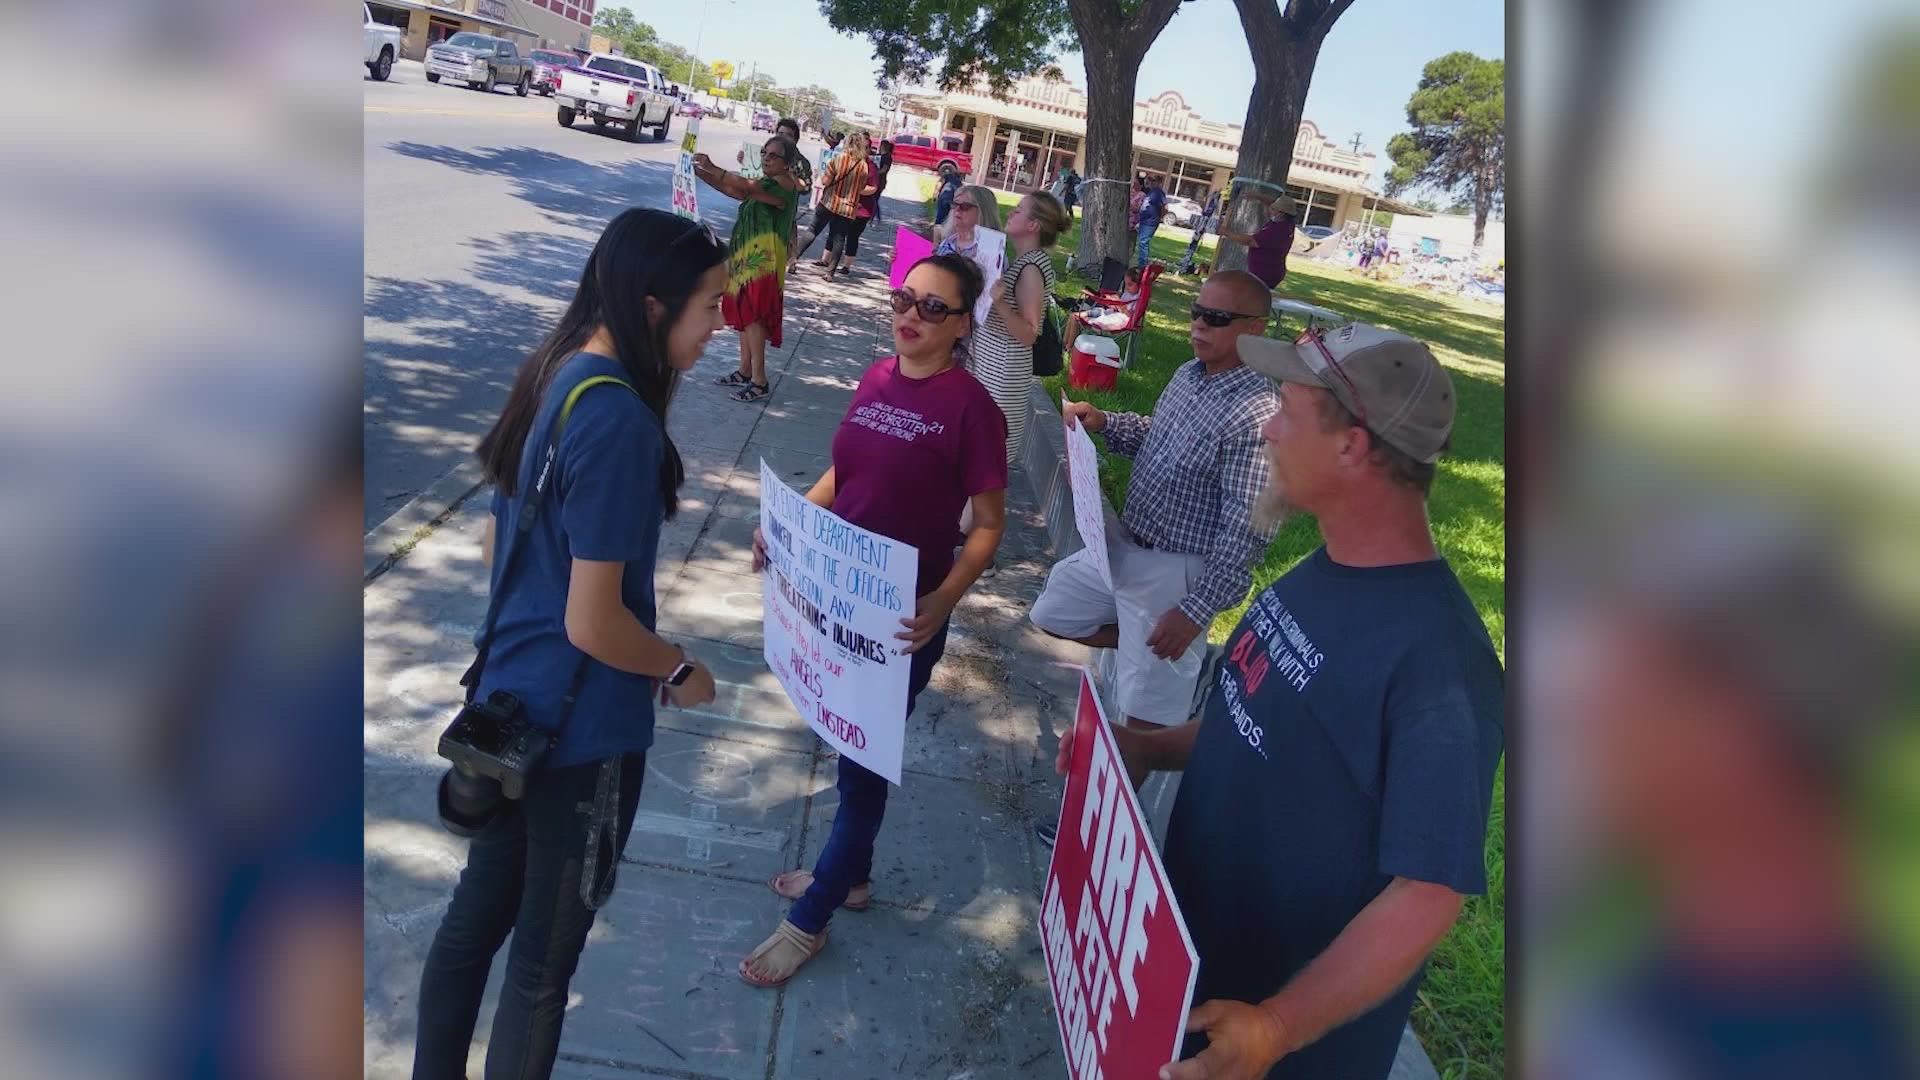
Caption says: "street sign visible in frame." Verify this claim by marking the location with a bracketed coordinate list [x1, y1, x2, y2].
[878, 91, 898, 112]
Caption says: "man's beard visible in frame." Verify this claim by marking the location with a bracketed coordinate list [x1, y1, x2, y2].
[1252, 448, 1293, 533]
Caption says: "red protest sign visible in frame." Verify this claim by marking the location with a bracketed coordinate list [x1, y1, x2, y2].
[1041, 670, 1199, 1079]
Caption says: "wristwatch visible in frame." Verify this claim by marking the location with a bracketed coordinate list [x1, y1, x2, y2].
[664, 649, 697, 687]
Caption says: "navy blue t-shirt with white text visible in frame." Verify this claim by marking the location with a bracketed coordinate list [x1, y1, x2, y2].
[474, 352, 666, 769]
[1164, 547, 1505, 1080]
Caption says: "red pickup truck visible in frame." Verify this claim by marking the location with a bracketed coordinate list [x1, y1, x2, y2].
[888, 132, 972, 175]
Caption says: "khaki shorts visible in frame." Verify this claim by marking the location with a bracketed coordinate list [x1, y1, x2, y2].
[1030, 533, 1207, 726]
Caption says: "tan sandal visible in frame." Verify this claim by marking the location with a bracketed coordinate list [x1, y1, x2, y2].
[767, 869, 872, 911]
[738, 919, 827, 988]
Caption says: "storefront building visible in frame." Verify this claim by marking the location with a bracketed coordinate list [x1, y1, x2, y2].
[366, 0, 595, 62]
[897, 75, 1424, 232]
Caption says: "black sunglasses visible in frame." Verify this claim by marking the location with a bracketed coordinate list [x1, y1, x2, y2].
[1190, 303, 1264, 328]
[889, 288, 963, 323]
[952, 200, 979, 211]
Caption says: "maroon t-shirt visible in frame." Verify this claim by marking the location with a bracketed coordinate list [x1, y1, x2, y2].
[830, 357, 1009, 596]
[1248, 217, 1295, 288]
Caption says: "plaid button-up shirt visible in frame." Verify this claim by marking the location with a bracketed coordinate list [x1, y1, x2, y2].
[1103, 360, 1280, 626]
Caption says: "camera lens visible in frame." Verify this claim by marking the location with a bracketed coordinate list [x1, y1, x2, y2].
[438, 764, 503, 836]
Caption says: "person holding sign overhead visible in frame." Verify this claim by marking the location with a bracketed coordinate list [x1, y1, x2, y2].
[695, 134, 802, 405]
[1030, 270, 1280, 846]
[1064, 324, 1503, 1080]
[743, 252, 1009, 988]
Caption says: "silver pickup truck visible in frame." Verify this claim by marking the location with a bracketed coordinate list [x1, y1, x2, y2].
[555, 53, 674, 142]
[426, 32, 532, 95]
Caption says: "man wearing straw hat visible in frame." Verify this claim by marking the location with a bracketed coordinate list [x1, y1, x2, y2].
[1219, 193, 1299, 290]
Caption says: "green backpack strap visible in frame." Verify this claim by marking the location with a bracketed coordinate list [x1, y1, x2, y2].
[556, 374, 640, 433]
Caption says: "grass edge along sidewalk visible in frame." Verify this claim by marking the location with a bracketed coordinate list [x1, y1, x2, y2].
[921, 185, 1507, 1080]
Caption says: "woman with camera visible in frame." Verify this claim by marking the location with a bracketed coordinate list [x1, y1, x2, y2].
[413, 208, 724, 1080]
[740, 252, 1008, 988]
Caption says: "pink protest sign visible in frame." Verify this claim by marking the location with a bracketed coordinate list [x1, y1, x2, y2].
[888, 225, 935, 290]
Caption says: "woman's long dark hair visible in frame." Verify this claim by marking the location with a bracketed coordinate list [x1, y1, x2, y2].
[476, 208, 728, 520]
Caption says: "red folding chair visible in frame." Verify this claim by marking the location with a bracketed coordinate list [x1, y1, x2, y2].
[1073, 262, 1162, 368]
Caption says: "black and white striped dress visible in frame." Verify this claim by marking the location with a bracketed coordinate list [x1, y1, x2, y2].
[969, 248, 1057, 466]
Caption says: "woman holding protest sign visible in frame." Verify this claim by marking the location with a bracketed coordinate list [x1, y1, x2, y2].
[742, 252, 1009, 988]
[413, 208, 724, 1080]
[696, 134, 802, 405]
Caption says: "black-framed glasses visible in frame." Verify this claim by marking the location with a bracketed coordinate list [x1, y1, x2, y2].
[760, 148, 787, 162]
[1295, 326, 1367, 425]
[889, 288, 962, 323]
[1189, 303, 1263, 328]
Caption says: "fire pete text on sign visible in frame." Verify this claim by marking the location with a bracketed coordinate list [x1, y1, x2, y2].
[1041, 673, 1198, 1079]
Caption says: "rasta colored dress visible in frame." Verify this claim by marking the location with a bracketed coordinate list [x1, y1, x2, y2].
[721, 174, 801, 346]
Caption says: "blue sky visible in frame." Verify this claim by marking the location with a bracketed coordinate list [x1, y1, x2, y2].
[608, 0, 1503, 188]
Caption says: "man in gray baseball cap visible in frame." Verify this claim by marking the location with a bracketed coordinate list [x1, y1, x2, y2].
[1071, 322, 1504, 1079]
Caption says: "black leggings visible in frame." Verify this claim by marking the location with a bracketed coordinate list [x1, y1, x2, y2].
[793, 209, 846, 262]
[838, 214, 872, 258]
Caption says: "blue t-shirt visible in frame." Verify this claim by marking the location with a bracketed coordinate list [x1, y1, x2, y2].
[474, 352, 666, 769]
[1164, 548, 1504, 1079]
[1137, 187, 1169, 228]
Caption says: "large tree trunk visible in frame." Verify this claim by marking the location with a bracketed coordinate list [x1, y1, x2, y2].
[1215, 0, 1354, 275]
[1073, 40, 1143, 271]
[1064, 0, 1184, 272]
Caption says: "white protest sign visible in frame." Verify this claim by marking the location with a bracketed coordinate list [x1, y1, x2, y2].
[758, 459, 920, 784]
[671, 115, 702, 219]
[1063, 397, 1114, 592]
[970, 226, 1006, 328]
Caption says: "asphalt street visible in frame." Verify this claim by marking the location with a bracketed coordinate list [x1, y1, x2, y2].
[363, 61, 815, 531]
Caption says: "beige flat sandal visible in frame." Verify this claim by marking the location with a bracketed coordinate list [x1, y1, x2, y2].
[738, 919, 827, 988]
[767, 869, 872, 911]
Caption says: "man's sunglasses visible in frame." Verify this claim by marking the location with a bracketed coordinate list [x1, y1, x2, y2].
[1189, 303, 1264, 328]
[1296, 325, 1367, 425]
[889, 288, 963, 323]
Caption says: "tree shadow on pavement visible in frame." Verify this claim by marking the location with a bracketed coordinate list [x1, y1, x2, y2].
[384, 142, 676, 232]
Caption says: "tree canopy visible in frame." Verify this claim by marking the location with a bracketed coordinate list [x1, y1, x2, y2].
[1385, 51, 1505, 243]
[817, 0, 1075, 95]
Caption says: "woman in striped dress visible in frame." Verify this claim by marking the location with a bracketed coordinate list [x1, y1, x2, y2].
[969, 190, 1069, 468]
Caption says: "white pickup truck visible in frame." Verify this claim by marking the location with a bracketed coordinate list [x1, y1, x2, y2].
[555, 53, 675, 143]
[363, 3, 401, 82]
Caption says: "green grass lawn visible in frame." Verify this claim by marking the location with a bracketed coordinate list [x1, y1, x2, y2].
[924, 192, 1507, 1078]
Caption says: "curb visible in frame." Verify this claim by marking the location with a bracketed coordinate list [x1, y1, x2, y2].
[363, 459, 487, 582]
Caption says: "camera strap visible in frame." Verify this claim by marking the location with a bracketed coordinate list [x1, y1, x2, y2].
[458, 372, 644, 911]
[460, 373, 641, 703]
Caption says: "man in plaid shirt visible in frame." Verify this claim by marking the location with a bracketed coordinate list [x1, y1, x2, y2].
[1032, 271, 1279, 842]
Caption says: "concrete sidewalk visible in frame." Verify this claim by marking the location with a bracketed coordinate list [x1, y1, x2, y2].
[363, 205, 1440, 1078]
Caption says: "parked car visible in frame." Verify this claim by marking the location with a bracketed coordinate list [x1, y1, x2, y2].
[362, 3, 401, 82]
[528, 49, 575, 96]
[888, 132, 972, 176]
[555, 53, 675, 142]
[1161, 195, 1202, 228]
[426, 33, 532, 95]
[751, 110, 776, 132]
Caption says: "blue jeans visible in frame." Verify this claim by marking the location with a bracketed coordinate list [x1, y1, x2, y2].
[787, 622, 949, 933]
[1136, 223, 1158, 267]
[413, 752, 647, 1080]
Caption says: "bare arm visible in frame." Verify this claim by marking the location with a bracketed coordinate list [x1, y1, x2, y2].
[1165, 878, 1465, 1078]
[804, 466, 837, 509]
[1264, 879, 1464, 1054]
[563, 558, 687, 678]
[987, 263, 1046, 347]
[482, 516, 495, 570]
[694, 157, 787, 207]
[898, 488, 1005, 653]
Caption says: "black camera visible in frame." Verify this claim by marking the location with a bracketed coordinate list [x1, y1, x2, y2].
[435, 690, 551, 835]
